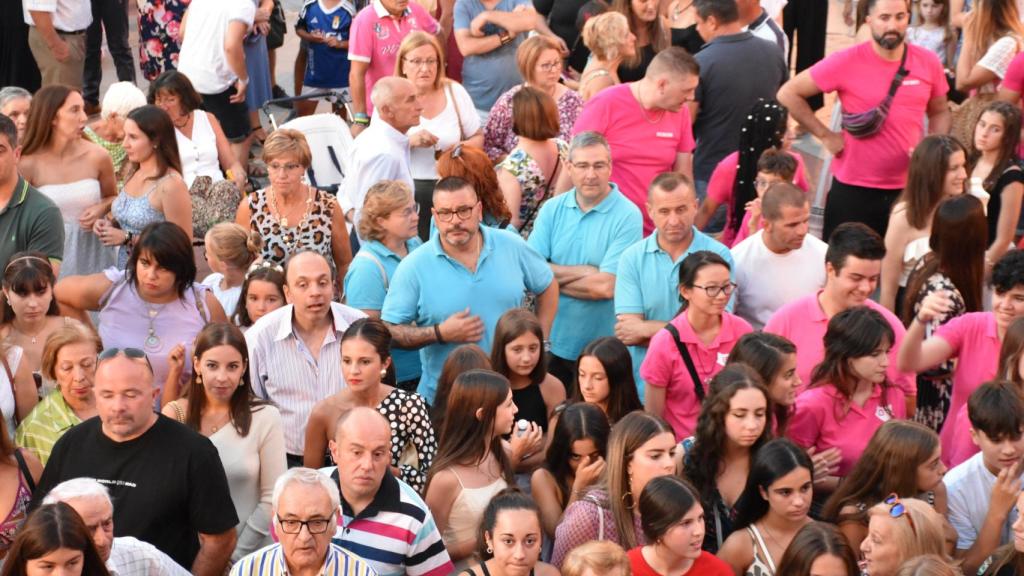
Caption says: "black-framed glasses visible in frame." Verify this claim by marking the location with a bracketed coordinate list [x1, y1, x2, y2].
[276, 516, 332, 534]
[690, 282, 737, 298]
[435, 201, 479, 223]
[884, 493, 917, 537]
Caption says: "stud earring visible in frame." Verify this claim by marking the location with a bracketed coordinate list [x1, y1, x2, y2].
[380, 368, 387, 378]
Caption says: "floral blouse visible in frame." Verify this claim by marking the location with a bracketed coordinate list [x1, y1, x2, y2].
[484, 84, 583, 161]
[495, 139, 568, 239]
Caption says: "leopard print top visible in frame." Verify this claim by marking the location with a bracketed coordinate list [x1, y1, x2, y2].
[247, 187, 335, 265]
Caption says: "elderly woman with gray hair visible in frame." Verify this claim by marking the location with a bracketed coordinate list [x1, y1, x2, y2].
[84, 82, 149, 185]
[0, 87, 31, 144]
[42, 477, 189, 575]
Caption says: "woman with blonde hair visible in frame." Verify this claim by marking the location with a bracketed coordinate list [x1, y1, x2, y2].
[395, 31, 483, 239]
[484, 35, 584, 162]
[201, 223, 262, 318]
[235, 129, 352, 283]
[560, 541, 631, 576]
[956, 0, 1024, 93]
[578, 12, 638, 101]
[897, 555, 962, 576]
[861, 496, 950, 576]
[344, 180, 423, 390]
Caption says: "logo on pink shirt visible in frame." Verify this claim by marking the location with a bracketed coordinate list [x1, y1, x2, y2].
[374, 22, 389, 39]
[875, 405, 894, 422]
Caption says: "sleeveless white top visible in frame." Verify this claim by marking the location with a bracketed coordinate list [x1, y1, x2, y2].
[174, 111, 223, 188]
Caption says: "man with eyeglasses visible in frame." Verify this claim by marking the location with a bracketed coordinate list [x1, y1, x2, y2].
[231, 467, 377, 576]
[765, 223, 916, 411]
[527, 132, 642, 388]
[321, 408, 452, 576]
[382, 175, 558, 404]
[43, 478, 189, 576]
[614, 172, 733, 396]
[341, 76, 421, 236]
[34, 348, 239, 576]
[730, 183, 826, 330]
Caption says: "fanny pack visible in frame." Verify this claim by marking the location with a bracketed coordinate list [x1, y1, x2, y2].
[841, 45, 910, 139]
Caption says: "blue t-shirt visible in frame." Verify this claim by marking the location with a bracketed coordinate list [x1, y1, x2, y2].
[381, 227, 554, 403]
[613, 228, 734, 396]
[527, 184, 642, 360]
[297, 0, 355, 88]
[343, 237, 424, 382]
[453, 0, 527, 110]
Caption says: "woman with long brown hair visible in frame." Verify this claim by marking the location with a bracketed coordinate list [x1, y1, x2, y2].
[1, 252, 66, 389]
[161, 322, 285, 561]
[966, 101, 1023, 268]
[611, 0, 669, 82]
[901, 195, 988, 432]
[0, 502, 109, 576]
[17, 86, 117, 279]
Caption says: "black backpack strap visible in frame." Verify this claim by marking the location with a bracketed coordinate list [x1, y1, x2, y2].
[13, 449, 35, 493]
[664, 323, 705, 402]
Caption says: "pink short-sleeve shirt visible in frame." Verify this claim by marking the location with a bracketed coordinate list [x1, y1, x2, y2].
[810, 43, 946, 189]
[1000, 53, 1024, 158]
[947, 403, 979, 467]
[573, 84, 695, 235]
[934, 312, 1001, 464]
[640, 311, 753, 440]
[787, 383, 907, 477]
[764, 292, 916, 396]
[348, 0, 440, 112]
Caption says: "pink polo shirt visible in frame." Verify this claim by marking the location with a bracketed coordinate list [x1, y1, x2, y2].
[348, 0, 440, 112]
[947, 403, 979, 467]
[573, 84, 696, 235]
[764, 292, 916, 396]
[1000, 53, 1024, 158]
[705, 150, 810, 248]
[640, 311, 753, 440]
[933, 312, 1002, 465]
[788, 383, 907, 477]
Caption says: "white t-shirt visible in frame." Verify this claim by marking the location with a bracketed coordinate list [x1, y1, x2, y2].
[731, 230, 827, 330]
[0, 347, 21, 439]
[945, 451, 1022, 551]
[408, 81, 480, 180]
[177, 0, 256, 94]
[203, 273, 242, 319]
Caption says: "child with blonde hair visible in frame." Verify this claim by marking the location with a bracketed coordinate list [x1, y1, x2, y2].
[202, 223, 262, 317]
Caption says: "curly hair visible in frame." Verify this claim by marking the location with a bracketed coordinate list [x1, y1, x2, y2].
[436, 145, 513, 223]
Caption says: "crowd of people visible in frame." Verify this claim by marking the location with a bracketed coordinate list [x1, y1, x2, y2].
[4, 0, 1024, 573]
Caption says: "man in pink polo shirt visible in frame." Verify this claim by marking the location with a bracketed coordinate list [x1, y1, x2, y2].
[573, 47, 698, 236]
[764, 222, 916, 410]
[348, 0, 439, 131]
[776, 0, 950, 241]
[899, 250, 1024, 466]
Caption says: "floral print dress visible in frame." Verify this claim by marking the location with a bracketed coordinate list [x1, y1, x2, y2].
[908, 267, 966, 432]
[495, 139, 568, 240]
[138, 0, 190, 81]
[484, 85, 582, 161]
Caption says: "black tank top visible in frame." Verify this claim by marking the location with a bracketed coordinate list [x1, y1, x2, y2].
[512, 383, 549, 433]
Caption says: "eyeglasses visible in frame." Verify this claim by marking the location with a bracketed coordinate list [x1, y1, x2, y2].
[404, 57, 438, 68]
[398, 202, 420, 218]
[884, 493, 917, 537]
[537, 61, 562, 72]
[267, 162, 303, 173]
[571, 162, 610, 173]
[276, 516, 332, 534]
[754, 178, 777, 191]
[97, 348, 154, 371]
[690, 282, 737, 298]
[435, 201, 479, 222]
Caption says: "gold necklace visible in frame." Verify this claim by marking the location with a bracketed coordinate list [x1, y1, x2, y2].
[633, 84, 666, 124]
[270, 186, 314, 243]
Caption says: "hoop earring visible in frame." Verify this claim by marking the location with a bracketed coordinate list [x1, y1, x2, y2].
[622, 490, 635, 510]
[486, 547, 493, 554]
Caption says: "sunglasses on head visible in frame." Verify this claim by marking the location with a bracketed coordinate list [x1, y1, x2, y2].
[98, 348, 154, 371]
[884, 493, 917, 537]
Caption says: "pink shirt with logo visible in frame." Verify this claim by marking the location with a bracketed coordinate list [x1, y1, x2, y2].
[348, 0, 439, 112]
[932, 312, 1002, 465]
[810, 42, 946, 189]
[764, 292, 916, 396]
[640, 311, 753, 440]
[705, 150, 810, 247]
[573, 83, 696, 235]
[788, 383, 906, 477]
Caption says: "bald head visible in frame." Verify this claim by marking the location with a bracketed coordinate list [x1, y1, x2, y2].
[370, 76, 414, 110]
[331, 407, 392, 500]
[335, 407, 391, 444]
[94, 355, 158, 442]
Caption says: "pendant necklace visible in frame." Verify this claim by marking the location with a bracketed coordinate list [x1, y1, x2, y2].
[144, 304, 164, 351]
[271, 186, 314, 248]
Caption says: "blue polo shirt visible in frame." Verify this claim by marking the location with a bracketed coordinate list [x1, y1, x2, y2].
[381, 226, 554, 403]
[343, 237, 424, 383]
[527, 184, 642, 360]
[614, 228, 734, 394]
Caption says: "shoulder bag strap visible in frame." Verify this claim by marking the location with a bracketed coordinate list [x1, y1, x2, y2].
[354, 251, 389, 290]
[13, 449, 35, 493]
[446, 81, 466, 142]
[517, 154, 561, 234]
[664, 323, 705, 402]
[0, 352, 15, 427]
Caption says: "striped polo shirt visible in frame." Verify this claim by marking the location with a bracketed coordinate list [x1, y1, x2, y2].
[327, 468, 453, 576]
[230, 542, 377, 576]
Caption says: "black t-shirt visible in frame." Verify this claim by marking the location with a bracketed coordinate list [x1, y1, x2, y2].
[34, 415, 239, 568]
[987, 165, 1024, 244]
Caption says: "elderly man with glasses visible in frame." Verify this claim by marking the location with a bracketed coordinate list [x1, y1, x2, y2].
[33, 348, 239, 576]
[381, 175, 558, 404]
[231, 467, 377, 576]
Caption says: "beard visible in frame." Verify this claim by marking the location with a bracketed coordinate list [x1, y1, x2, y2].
[873, 30, 904, 50]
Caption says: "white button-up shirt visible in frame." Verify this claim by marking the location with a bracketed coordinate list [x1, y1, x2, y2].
[107, 536, 190, 576]
[246, 302, 366, 455]
[341, 117, 413, 231]
[23, 0, 92, 32]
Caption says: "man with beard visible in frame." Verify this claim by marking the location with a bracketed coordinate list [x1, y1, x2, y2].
[777, 0, 950, 240]
[382, 176, 558, 403]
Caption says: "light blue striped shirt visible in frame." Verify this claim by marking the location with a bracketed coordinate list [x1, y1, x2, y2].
[246, 302, 367, 455]
[230, 542, 378, 576]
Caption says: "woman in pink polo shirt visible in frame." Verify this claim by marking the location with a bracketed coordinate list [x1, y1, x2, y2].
[788, 306, 908, 487]
[641, 251, 753, 440]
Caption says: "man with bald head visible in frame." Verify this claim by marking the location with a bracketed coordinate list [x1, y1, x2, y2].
[247, 250, 366, 464]
[35, 350, 238, 575]
[324, 408, 452, 576]
[613, 172, 733, 392]
[342, 76, 422, 234]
